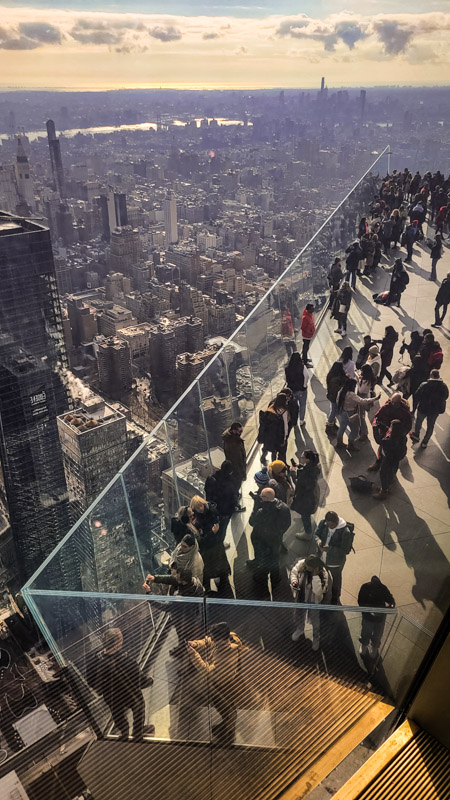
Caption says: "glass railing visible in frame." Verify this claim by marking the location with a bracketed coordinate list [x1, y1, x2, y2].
[23, 146, 390, 602]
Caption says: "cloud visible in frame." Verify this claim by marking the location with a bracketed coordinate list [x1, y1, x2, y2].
[334, 21, 367, 49]
[371, 19, 413, 54]
[0, 28, 39, 50]
[19, 22, 62, 44]
[406, 43, 439, 64]
[148, 25, 182, 42]
[203, 32, 221, 40]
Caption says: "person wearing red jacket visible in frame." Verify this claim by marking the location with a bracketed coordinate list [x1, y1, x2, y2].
[301, 304, 315, 365]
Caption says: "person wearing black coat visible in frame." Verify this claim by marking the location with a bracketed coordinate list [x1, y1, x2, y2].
[345, 242, 363, 289]
[429, 234, 443, 282]
[374, 421, 408, 498]
[86, 628, 153, 741]
[387, 259, 409, 307]
[327, 257, 343, 310]
[190, 496, 232, 594]
[248, 487, 291, 590]
[205, 460, 239, 544]
[433, 271, 450, 326]
[379, 325, 399, 385]
[358, 576, 395, 657]
[291, 451, 321, 538]
[258, 394, 288, 464]
[410, 370, 449, 448]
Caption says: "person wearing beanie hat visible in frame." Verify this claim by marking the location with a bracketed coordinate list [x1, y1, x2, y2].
[268, 460, 294, 505]
[367, 345, 382, 380]
[254, 466, 269, 486]
[86, 627, 154, 741]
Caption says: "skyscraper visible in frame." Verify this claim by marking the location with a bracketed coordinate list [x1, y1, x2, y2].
[14, 137, 34, 213]
[164, 189, 178, 245]
[46, 119, 66, 199]
[97, 337, 132, 400]
[0, 212, 72, 584]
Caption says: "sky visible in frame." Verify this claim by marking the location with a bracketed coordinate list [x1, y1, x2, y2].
[1, 1, 450, 90]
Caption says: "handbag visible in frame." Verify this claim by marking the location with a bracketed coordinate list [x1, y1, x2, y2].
[350, 475, 374, 494]
[338, 303, 347, 314]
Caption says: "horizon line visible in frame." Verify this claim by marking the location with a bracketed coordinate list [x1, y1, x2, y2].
[1, 83, 450, 94]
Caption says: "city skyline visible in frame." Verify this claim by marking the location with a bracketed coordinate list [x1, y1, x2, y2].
[1, 4, 450, 90]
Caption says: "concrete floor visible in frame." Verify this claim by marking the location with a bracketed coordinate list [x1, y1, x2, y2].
[220, 224, 450, 701]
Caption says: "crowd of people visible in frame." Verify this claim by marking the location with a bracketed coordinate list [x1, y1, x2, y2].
[95, 168, 448, 742]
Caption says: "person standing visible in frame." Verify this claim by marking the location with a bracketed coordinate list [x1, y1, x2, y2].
[325, 360, 347, 431]
[170, 533, 204, 582]
[356, 335, 376, 369]
[314, 511, 354, 604]
[301, 303, 315, 365]
[285, 352, 310, 426]
[381, 216, 394, 255]
[268, 460, 294, 506]
[379, 325, 399, 386]
[403, 220, 419, 262]
[345, 241, 363, 289]
[205, 461, 240, 545]
[374, 420, 408, 499]
[258, 394, 288, 464]
[433, 272, 450, 327]
[248, 487, 291, 591]
[336, 378, 379, 451]
[222, 422, 246, 507]
[366, 344, 382, 382]
[358, 576, 395, 658]
[333, 281, 352, 335]
[171, 505, 199, 545]
[290, 555, 332, 651]
[188, 622, 246, 745]
[434, 205, 448, 238]
[281, 308, 296, 357]
[410, 370, 448, 448]
[291, 451, 321, 538]
[388, 259, 409, 306]
[356, 364, 376, 441]
[327, 257, 343, 310]
[340, 345, 356, 379]
[190, 496, 231, 594]
[429, 234, 443, 282]
[87, 628, 153, 741]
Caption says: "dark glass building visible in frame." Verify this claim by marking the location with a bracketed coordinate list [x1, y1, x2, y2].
[0, 211, 72, 585]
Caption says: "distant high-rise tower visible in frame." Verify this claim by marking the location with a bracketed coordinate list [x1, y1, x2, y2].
[360, 89, 367, 119]
[46, 119, 65, 199]
[320, 77, 325, 93]
[0, 212, 72, 585]
[164, 190, 178, 245]
[97, 337, 132, 400]
[14, 137, 34, 212]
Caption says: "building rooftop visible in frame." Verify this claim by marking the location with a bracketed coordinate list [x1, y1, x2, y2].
[58, 395, 124, 434]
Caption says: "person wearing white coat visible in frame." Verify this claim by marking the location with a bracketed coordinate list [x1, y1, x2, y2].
[290, 554, 332, 651]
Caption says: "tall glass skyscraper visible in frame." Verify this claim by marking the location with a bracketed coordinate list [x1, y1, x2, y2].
[0, 211, 72, 586]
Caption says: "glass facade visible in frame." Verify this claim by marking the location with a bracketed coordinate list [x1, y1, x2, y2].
[0, 212, 72, 587]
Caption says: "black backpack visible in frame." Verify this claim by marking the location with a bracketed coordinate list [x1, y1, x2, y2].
[341, 522, 355, 555]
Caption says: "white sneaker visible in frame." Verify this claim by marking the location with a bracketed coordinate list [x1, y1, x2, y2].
[359, 643, 368, 656]
[291, 627, 303, 642]
[312, 640, 320, 652]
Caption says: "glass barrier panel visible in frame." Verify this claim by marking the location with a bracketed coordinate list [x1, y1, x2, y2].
[379, 614, 433, 706]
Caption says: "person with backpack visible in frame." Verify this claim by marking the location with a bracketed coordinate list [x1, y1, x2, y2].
[358, 576, 395, 658]
[388, 259, 409, 306]
[314, 511, 354, 604]
[429, 233, 443, 282]
[291, 451, 321, 538]
[410, 370, 449, 448]
[420, 332, 443, 375]
[433, 272, 450, 327]
[374, 420, 408, 499]
[205, 460, 239, 546]
[290, 554, 332, 650]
